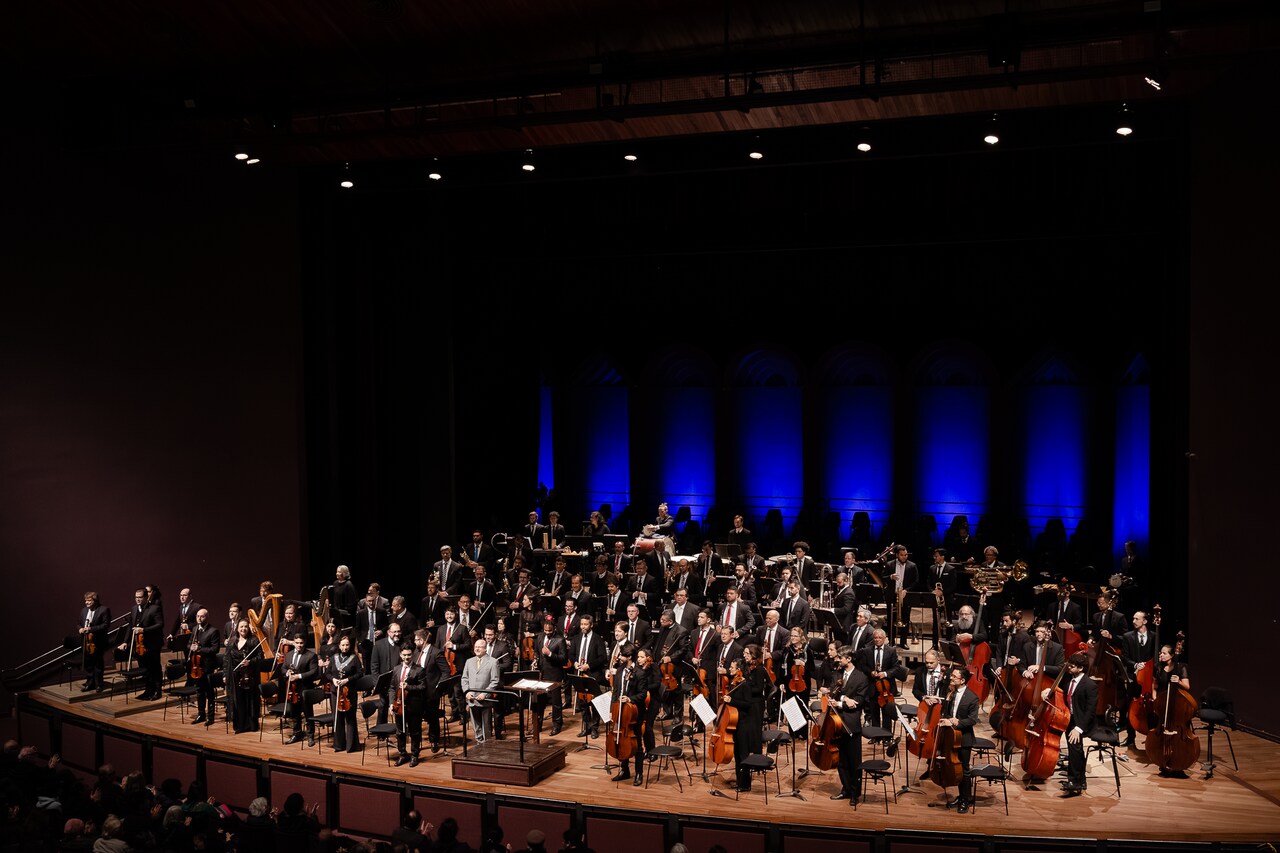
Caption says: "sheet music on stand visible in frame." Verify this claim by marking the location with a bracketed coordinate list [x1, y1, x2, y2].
[591, 691, 613, 724]
[781, 696, 808, 733]
[690, 693, 717, 726]
[894, 703, 918, 741]
[511, 678, 557, 691]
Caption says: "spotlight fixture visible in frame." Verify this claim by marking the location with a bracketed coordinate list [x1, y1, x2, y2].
[428, 172, 442, 181]
[234, 152, 249, 161]
[246, 158, 261, 165]
[983, 113, 1000, 145]
[340, 163, 354, 188]
[521, 148, 536, 172]
[1143, 71, 1166, 91]
[748, 150, 764, 160]
[623, 154, 638, 162]
[1115, 104, 1134, 137]
[857, 142, 872, 153]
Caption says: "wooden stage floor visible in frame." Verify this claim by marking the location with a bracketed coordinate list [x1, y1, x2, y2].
[23, 683, 1280, 845]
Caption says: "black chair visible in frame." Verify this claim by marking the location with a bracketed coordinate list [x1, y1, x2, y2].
[208, 671, 231, 733]
[1198, 687, 1238, 777]
[1086, 725, 1121, 797]
[967, 763, 1009, 814]
[666, 722, 700, 763]
[258, 681, 288, 743]
[858, 759, 895, 813]
[359, 680, 397, 766]
[162, 661, 199, 722]
[737, 754, 780, 804]
[644, 736, 688, 792]
[303, 688, 335, 751]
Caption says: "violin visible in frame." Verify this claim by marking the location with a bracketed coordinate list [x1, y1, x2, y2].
[444, 645, 458, 677]
[286, 677, 300, 707]
[337, 684, 351, 713]
[873, 674, 896, 707]
[659, 637, 680, 691]
[189, 653, 203, 680]
[788, 661, 806, 694]
[134, 629, 146, 658]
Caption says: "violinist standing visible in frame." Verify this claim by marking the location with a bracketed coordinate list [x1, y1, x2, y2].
[938, 667, 980, 813]
[411, 628, 448, 752]
[536, 616, 567, 735]
[1046, 651, 1095, 797]
[188, 609, 221, 726]
[328, 635, 364, 753]
[78, 591, 111, 692]
[825, 645, 869, 805]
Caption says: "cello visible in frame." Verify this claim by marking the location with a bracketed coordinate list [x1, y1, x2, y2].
[1143, 644, 1200, 774]
[909, 698, 944, 761]
[1020, 665, 1071, 780]
[807, 692, 844, 771]
[958, 591, 992, 703]
[604, 666, 640, 766]
[710, 672, 743, 766]
[1128, 604, 1160, 735]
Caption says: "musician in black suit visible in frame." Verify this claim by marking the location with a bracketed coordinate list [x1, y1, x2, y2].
[1089, 591, 1127, 646]
[791, 542, 817, 586]
[887, 546, 919, 648]
[562, 574, 593, 618]
[279, 634, 319, 745]
[569, 615, 609, 737]
[541, 511, 567, 549]
[669, 588, 699, 632]
[847, 609, 876, 653]
[522, 511, 544, 549]
[587, 557, 613, 597]
[118, 586, 165, 700]
[621, 603, 652, 652]
[435, 546, 465, 596]
[535, 615, 568, 735]
[855, 629, 906, 728]
[731, 563, 757, 608]
[1044, 583, 1085, 637]
[741, 542, 767, 578]
[389, 645, 427, 766]
[1117, 609, 1157, 747]
[600, 578, 631, 626]
[709, 625, 744, 682]
[727, 515, 752, 548]
[355, 591, 389, 662]
[1018, 623, 1065, 680]
[222, 603, 242, 646]
[461, 529, 497, 574]
[777, 578, 811, 631]
[627, 562, 663, 620]
[606, 539, 632, 576]
[77, 591, 111, 692]
[409, 628, 449, 751]
[1047, 651, 1096, 797]
[386, 596, 418, 639]
[168, 588, 202, 655]
[418, 579, 449, 638]
[716, 586, 754, 639]
[727, 647, 767, 792]
[696, 541, 725, 580]
[608, 642, 649, 784]
[756, 611, 788, 688]
[924, 550, 957, 596]
[436, 608, 472, 719]
[831, 573, 858, 637]
[188, 609, 222, 725]
[370, 622, 406, 724]
[666, 559, 704, 606]
[653, 611, 688, 718]
[939, 666, 982, 813]
[463, 567, 498, 615]
[330, 565, 359, 630]
[827, 645, 870, 805]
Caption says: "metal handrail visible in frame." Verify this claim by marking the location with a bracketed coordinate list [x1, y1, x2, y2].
[0, 614, 132, 690]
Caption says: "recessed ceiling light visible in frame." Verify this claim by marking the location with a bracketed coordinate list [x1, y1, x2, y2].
[856, 142, 872, 153]
[340, 180, 354, 188]
[623, 154, 638, 162]
[234, 153, 249, 161]
[748, 151, 764, 160]
[522, 163, 536, 172]
[983, 134, 1000, 145]
[428, 172, 442, 181]
[246, 158, 260, 165]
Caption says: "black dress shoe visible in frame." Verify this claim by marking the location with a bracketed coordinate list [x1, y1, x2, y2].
[577, 727, 589, 738]
[135, 692, 150, 700]
[190, 716, 206, 725]
[395, 755, 410, 767]
[1060, 786, 1082, 798]
[830, 791, 850, 800]
[633, 774, 643, 786]
[957, 799, 970, 814]
[590, 727, 600, 739]
[205, 718, 215, 727]
[306, 736, 316, 747]
[431, 742, 441, 753]
[611, 770, 630, 782]
[348, 746, 360, 754]
[550, 724, 562, 736]
[286, 734, 304, 745]
[80, 685, 95, 693]
[409, 756, 419, 767]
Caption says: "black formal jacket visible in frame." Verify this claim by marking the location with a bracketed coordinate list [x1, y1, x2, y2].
[834, 667, 871, 734]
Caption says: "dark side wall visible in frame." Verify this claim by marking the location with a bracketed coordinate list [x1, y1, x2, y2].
[1, 146, 304, 675]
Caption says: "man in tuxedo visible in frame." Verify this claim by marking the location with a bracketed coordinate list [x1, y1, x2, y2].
[588, 556, 613, 597]
[390, 645, 426, 766]
[355, 591, 389, 664]
[600, 577, 630, 626]
[938, 666, 982, 813]
[77, 591, 111, 692]
[188, 609, 222, 725]
[709, 624, 744, 680]
[792, 541, 817, 586]
[741, 542, 767, 577]
[727, 515, 752, 548]
[667, 558, 704, 606]
[370, 622, 406, 723]
[465, 566, 498, 618]
[411, 628, 448, 752]
[670, 588, 698, 632]
[221, 603, 242, 645]
[696, 540, 724, 580]
[925, 549, 957, 596]
[436, 608, 472, 719]
[627, 561, 663, 620]
[461, 529, 497, 573]
[778, 578, 811, 631]
[541, 511, 567, 549]
[731, 562, 757, 609]
[569, 615, 608, 737]
[435, 546, 464, 595]
[607, 539, 632, 576]
[1044, 582, 1085, 638]
[387, 596, 418, 638]
[523, 511, 544, 549]
[168, 588, 202, 656]
[1019, 622, 1064, 680]
[562, 574, 593, 617]
[756, 609, 788, 685]
[831, 572, 857, 638]
[1089, 591, 1127, 646]
[419, 579, 448, 637]
[718, 586, 754, 639]
[888, 546, 919, 648]
[653, 609, 688, 716]
[1048, 651, 1096, 797]
[280, 634, 319, 745]
[856, 629, 905, 728]
[1119, 609, 1156, 747]
[535, 616, 568, 735]
[622, 602, 651, 652]
[508, 569, 538, 622]
[645, 539, 673, 580]
[688, 609, 719, 695]
[828, 645, 870, 806]
[848, 608, 875, 652]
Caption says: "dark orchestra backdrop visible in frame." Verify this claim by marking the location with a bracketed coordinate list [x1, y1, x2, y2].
[2, 68, 1275, 734]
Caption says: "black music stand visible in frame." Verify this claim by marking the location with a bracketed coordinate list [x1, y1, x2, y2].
[502, 669, 541, 743]
[937, 640, 966, 668]
[566, 674, 603, 754]
[777, 697, 815, 799]
[902, 591, 940, 647]
[436, 673, 464, 757]
[813, 608, 845, 644]
[704, 576, 733, 608]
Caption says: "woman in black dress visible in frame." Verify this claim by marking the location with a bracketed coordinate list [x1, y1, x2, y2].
[327, 634, 364, 752]
[727, 644, 767, 791]
[225, 619, 263, 733]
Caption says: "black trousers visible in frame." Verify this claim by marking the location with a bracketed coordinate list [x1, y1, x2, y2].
[836, 731, 863, 796]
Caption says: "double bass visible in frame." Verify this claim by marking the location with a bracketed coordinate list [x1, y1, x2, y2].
[959, 592, 992, 703]
[1128, 605, 1161, 735]
[1143, 647, 1200, 774]
[1021, 665, 1071, 780]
